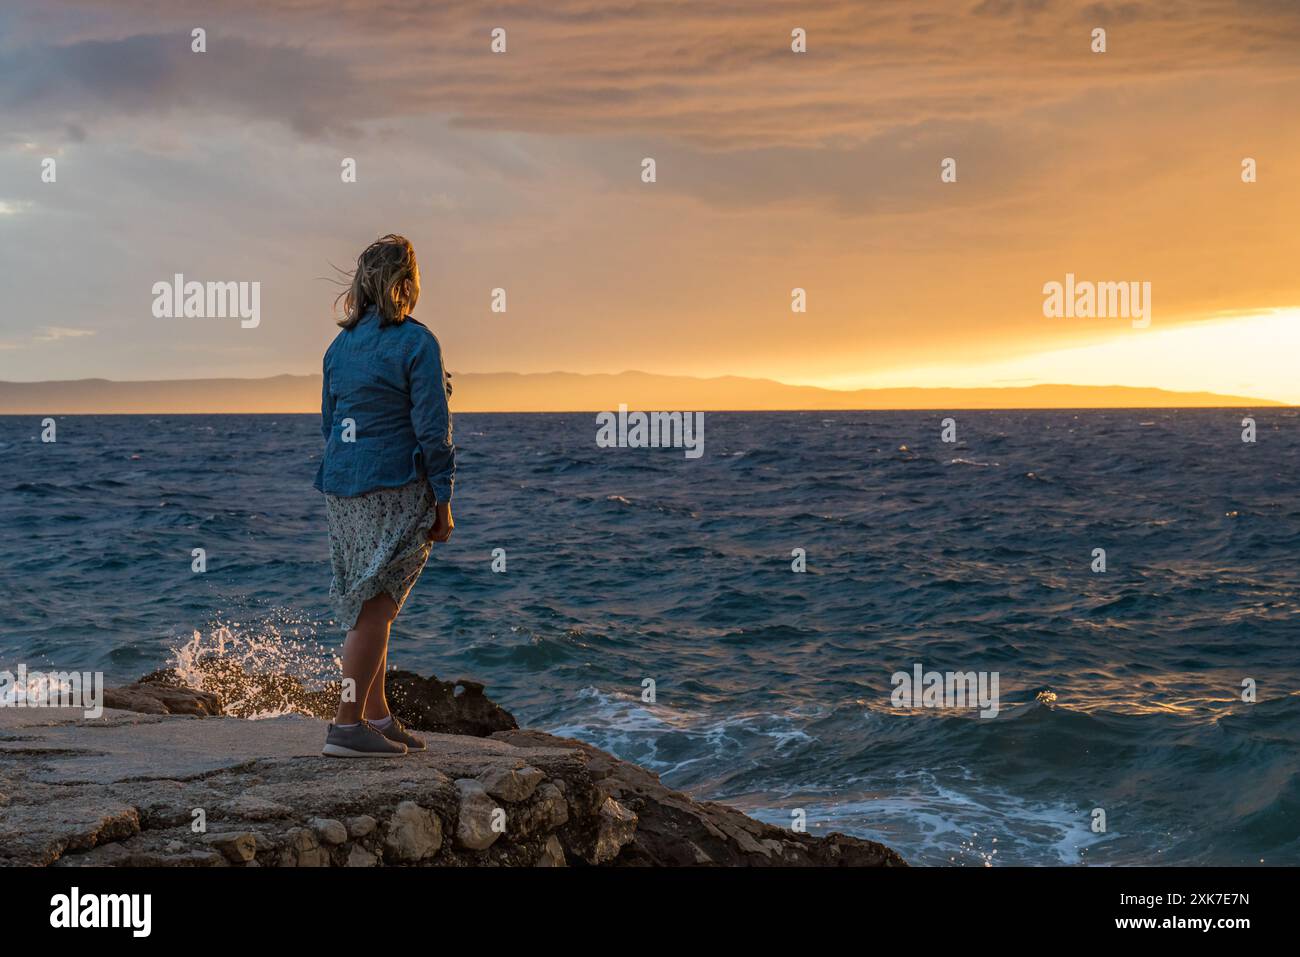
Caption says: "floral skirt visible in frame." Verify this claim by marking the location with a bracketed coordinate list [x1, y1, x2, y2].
[325, 480, 436, 631]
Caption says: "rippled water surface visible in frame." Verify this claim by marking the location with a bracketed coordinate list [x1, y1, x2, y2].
[2, 410, 1297, 865]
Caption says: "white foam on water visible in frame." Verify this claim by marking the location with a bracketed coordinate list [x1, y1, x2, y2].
[740, 769, 1114, 867]
[548, 686, 823, 778]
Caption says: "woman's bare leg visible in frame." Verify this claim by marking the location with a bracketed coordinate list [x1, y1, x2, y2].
[334, 592, 397, 725]
[362, 643, 392, 722]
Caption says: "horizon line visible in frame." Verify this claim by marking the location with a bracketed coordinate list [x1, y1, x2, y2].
[0, 407, 1292, 416]
[0, 369, 1288, 402]
[0, 370, 1288, 414]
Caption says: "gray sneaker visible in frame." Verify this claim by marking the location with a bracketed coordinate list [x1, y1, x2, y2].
[322, 721, 408, 758]
[374, 715, 426, 752]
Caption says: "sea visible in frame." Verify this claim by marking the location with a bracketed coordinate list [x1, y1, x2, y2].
[2, 409, 1297, 866]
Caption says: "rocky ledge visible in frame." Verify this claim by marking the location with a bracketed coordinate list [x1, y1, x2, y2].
[0, 674, 905, 868]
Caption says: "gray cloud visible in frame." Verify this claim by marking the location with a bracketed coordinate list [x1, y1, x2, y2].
[5, 0, 1298, 150]
[0, 33, 364, 138]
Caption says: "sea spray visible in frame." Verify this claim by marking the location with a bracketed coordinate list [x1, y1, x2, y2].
[167, 613, 338, 719]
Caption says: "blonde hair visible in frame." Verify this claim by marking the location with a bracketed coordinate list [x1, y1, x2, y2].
[334, 234, 420, 330]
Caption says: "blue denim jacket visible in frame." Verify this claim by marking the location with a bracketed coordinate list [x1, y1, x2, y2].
[313, 308, 455, 503]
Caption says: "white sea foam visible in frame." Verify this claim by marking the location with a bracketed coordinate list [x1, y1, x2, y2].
[549, 686, 819, 778]
[740, 770, 1113, 867]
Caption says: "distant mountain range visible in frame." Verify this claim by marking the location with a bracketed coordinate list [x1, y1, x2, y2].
[0, 372, 1283, 414]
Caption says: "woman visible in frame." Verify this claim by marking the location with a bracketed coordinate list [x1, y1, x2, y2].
[314, 234, 455, 757]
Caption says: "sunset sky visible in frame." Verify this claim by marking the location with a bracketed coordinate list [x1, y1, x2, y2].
[1, 0, 1297, 403]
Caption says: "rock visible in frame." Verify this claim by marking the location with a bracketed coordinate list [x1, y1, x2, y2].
[384, 802, 442, 863]
[58, 845, 226, 867]
[52, 841, 132, 867]
[454, 779, 502, 851]
[130, 665, 333, 721]
[512, 782, 569, 837]
[346, 845, 378, 867]
[220, 795, 293, 821]
[0, 799, 140, 867]
[492, 729, 908, 867]
[478, 764, 546, 803]
[106, 666, 517, 737]
[345, 815, 377, 839]
[536, 835, 566, 867]
[38, 827, 229, 867]
[203, 832, 257, 863]
[309, 818, 348, 846]
[279, 827, 330, 867]
[103, 679, 223, 716]
[0, 688, 905, 868]
[593, 797, 638, 864]
[386, 672, 517, 736]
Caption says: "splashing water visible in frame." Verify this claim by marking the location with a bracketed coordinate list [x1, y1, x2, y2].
[166, 611, 339, 720]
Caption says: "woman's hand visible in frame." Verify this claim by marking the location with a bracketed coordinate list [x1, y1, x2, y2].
[428, 501, 454, 543]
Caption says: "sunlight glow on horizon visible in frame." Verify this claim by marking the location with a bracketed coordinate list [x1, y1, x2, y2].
[801, 309, 1300, 405]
